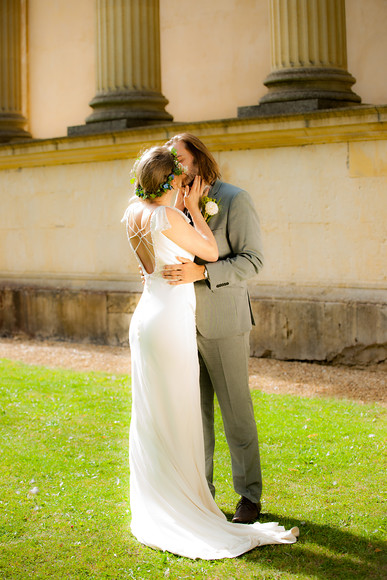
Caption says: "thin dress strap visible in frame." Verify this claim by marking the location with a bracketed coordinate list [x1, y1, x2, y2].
[121, 204, 172, 275]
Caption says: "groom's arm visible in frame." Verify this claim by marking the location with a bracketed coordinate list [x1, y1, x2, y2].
[162, 190, 263, 286]
[162, 257, 206, 284]
[205, 190, 263, 288]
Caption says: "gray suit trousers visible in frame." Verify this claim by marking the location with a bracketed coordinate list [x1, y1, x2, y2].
[196, 330, 262, 504]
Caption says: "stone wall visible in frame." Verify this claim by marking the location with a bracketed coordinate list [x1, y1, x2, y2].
[0, 111, 386, 364]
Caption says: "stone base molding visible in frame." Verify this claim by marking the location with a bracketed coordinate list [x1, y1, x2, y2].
[239, 67, 361, 117]
[239, 0, 361, 117]
[1, 285, 385, 365]
[0, 112, 31, 143]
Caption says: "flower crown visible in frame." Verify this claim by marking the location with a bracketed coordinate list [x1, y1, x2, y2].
[131, 147, 187, 200]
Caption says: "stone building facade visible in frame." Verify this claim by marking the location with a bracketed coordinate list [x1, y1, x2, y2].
[0, 0, 386, 364]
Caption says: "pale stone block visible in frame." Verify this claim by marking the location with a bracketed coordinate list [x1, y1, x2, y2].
[23, 189, 75, 228]
[0, 189, 26, 228]
[107, 293, 140, 314]
[2, 229, 30, 272]
[256, 226, 293, 282]
[57, 229, 96, 274]
[219, 143, 352, 226]
[250, 297, 387, 363]
[0, 288, 16, 333]
[107, 313, 130, 346]
[286, 222, 342, 283]
[17, 228, 94, 274]
[60, 291, 107, 342]
[21, 289, 107, 342]
[349, 141, 387, 177]
[95, 227, 138, 276]
[250, 298, 326, 360]
[71, 160, 131, 228]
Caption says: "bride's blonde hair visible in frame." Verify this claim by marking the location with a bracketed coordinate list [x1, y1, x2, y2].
[132, 146, 179, 200]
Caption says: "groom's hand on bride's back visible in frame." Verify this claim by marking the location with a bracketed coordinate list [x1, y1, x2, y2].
[163, 257, 207, 285]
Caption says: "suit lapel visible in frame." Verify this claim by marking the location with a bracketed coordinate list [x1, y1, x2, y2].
[207, 179, 223, 230]
[209, 179, 222, 199]
[187, 180, 223, 229]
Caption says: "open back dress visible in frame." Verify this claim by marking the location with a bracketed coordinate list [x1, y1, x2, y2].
[122, 202, 299, 559]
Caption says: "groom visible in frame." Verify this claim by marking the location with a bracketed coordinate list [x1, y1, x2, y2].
[163, 133, 264, 523]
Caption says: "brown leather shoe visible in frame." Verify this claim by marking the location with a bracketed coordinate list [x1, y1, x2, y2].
[232, 496, 261, 523]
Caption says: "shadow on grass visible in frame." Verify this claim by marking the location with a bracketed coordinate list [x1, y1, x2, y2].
[231, 512, 386, 580]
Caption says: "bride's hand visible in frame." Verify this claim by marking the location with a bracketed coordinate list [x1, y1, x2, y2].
[183, 176, 208, 214]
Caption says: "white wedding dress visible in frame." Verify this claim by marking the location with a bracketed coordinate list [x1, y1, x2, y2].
[122, 202, 299, 560]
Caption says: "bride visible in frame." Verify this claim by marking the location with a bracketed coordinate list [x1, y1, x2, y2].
[122, 146, 299, 560]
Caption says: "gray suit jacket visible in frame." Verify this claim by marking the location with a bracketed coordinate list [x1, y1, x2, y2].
[195, 179, 264, 339]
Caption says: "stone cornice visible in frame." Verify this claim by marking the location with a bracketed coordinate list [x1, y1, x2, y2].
[0, 105, 386, 170]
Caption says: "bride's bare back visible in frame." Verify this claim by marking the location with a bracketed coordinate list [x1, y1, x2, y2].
[125, 203, 157, 275]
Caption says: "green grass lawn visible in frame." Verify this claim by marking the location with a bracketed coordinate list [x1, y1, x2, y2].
[0, 359, 385, 580]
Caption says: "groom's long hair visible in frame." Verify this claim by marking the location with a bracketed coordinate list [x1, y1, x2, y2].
[166, 133, 221, 185]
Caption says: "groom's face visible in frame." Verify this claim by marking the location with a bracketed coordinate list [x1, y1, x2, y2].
[174, 141, 198, 186]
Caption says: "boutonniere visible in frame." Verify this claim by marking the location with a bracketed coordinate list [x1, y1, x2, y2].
[200, 195, 220, 223]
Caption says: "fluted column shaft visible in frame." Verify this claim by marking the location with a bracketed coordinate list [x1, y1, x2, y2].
[86, 0, 172, 128]
[270, 0, 348, 71]
[261, 0, 361, 110]
[0, 0, 30, 142]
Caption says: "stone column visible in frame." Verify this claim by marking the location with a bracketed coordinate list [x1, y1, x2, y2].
[69, 0, 172, 135]
[0, 0, 31, 142]
[239, 0, 361, 117]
